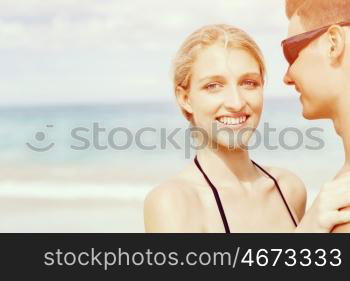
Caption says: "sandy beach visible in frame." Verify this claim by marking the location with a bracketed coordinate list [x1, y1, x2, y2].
[0, 196, 145, 233]
[0, 181, 152, 233]
[0, 161, 178, 232]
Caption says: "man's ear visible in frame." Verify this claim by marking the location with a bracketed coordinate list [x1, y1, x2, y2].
[327, 25, 346, 65]
[175, 86, 193, 118]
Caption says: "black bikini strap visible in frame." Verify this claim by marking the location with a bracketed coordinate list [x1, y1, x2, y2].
[251, 160, 298, 227]
[194, 156, 230, 233]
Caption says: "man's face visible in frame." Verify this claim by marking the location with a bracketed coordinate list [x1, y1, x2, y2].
[283, 15, 336, 120]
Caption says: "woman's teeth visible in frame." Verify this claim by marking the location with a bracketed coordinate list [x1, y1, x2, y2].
[217, 116, 247, 125]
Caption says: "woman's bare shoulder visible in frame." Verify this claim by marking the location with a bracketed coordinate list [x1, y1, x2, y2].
[263, 166, 307, 220]
[143, 173, 201, 233]
[266, 166, 305, 188]
[145, 177, 195, 207]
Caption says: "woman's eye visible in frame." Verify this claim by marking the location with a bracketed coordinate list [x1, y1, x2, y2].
[204, 83, 222, 91]
[241, 80, 260, 89]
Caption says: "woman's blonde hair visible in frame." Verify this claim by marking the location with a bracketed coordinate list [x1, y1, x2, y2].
[172, 24, 266, 122]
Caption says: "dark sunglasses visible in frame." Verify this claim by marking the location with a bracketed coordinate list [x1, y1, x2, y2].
[281, 20, 350, 65]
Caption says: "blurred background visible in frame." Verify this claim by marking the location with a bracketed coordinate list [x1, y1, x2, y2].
[0, 0, 344, 232]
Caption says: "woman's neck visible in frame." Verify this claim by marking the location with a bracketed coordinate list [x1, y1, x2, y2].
[195, 144, 257, 187]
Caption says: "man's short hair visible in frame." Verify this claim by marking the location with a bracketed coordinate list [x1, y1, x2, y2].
[285, 0, 304, 19]
[285, 0, 350, 30]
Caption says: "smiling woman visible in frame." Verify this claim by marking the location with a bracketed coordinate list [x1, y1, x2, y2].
[143, 24, 308, 233]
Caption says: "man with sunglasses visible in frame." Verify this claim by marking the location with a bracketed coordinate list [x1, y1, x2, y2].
[283, 0, 350, 232]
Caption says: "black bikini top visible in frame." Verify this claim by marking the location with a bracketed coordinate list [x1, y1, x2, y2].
[194, 155, 298, 233]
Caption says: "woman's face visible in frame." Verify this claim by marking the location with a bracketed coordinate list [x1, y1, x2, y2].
[184, 43, 264, 150]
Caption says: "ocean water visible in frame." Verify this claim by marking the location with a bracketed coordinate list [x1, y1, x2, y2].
[0, 98, 344, 203]
[0, 98, 346, 232]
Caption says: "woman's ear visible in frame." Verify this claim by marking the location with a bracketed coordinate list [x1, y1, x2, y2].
[327, 25, 345, 65]
[175, 86, 193, 118]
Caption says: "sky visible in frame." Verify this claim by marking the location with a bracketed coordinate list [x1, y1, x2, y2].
[0, 0, 294, 106]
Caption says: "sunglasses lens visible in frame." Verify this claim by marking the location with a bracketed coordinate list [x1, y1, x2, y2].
[282, 26, 327, 66]
[287, 52, 296, 65]
[283, 44, 294, 65]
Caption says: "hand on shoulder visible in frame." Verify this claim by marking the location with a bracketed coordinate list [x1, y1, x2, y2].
[296, 173, 350, 233]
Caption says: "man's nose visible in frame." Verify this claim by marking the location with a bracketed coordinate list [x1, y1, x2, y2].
[283, 68, 294, 86]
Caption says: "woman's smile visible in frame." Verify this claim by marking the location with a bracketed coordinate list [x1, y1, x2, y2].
[215, 113, 251, 130]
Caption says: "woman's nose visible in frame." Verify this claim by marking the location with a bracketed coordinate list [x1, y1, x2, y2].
[223, 86, 245, 111]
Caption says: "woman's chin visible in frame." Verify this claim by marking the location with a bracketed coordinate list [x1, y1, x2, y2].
[212, 138, 249, 151]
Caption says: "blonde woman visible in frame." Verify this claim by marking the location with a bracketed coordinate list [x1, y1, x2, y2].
[144, 24, 350, 233]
